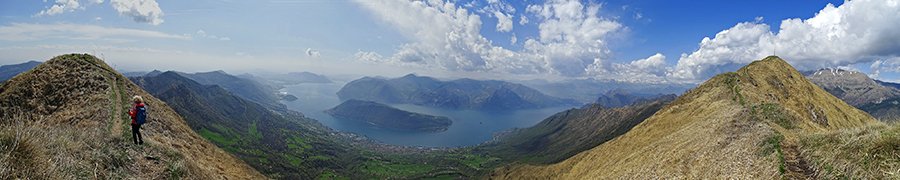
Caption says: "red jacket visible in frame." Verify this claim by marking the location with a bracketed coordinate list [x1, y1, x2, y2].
[129, 103, 145, 125]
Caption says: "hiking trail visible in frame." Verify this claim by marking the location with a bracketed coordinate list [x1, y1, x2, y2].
[757, 112, 814, 179]
[110, 75, 123, 137]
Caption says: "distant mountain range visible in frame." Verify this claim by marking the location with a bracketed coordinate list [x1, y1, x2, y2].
[122, 70, 290, 111]
[0, 60, 41, 83]
[806, 69, 900, 122]
[176, 70, 287, 111]
[337, 74, 578, 110]
[520, 78, 696, 104]
[325, 99, 452, 132]
[268, 71, 332, 84]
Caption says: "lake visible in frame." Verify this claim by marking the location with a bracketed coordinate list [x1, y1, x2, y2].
[279, 82, 574, 147]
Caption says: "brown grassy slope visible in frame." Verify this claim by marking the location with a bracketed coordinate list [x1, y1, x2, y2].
[0, 54, 266, 179]
[487, 56, 880, 179]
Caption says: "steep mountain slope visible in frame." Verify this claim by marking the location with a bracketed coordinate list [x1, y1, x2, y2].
[806, 69, 900, 106]
[337, 74, 576, 110]
[180, 70, 286, 111]
[0, 60, 41, 83]
[325, 99, 452, 132]
[0, 54, 265, 179]
[131, 71, 365, 179]
[594, 88, 641, 108]
[805, 70, 900, 122]
[857, 97, 900, 122]
[489, 56, 883, 179]
[480, 100, 669, 164]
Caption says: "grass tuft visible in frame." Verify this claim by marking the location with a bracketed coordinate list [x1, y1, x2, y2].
[802, 123, 900, 179]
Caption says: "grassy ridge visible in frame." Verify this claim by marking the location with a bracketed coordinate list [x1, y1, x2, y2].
[0, 54, 265, 179]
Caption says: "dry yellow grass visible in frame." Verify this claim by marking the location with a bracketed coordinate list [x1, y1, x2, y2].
[801, 122, 900, 179]
[487, 56, 881, 179]
[0, 54, 266, 179]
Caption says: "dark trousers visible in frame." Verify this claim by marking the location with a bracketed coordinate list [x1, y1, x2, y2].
[131, 123, 143, 144]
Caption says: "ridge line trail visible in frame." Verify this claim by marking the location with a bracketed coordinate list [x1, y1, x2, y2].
[758, 112, 814, 179]
[110, 75, 123, 138]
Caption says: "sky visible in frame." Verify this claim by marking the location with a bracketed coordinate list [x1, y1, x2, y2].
[2, 0, 900, 83]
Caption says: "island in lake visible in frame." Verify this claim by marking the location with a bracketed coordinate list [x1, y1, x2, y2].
[324, 99, 453, 132]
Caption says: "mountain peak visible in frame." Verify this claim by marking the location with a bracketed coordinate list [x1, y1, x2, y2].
[402, 73, 418, 78]
[605, 88, 631, 96]
[729, 55, 875, 130]
[490, 56, 879, 179]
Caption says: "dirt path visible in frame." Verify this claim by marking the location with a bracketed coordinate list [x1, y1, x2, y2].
[758, 113, 814, 179]
[111, 76, 124, 137]
[780, 139, 813, 179]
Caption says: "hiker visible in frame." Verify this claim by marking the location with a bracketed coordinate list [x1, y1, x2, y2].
[128, 95, 147, 145]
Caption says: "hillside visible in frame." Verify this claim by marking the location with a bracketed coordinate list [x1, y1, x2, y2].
[337, 74, 577, 110]
[478, 100, 669, 164]
[805, 70, 900, 122]
[806, 69, 900, 107]
[489, 56, 890, 179]
[0, 54, 265, 179]
[0, 60, 41, 83]
[131, 71, 369, 179]
[594, 88, 640, 108]
[857, 97, 900, 122]
[179, 70, 286, 111]
[325, 99, 452, 132]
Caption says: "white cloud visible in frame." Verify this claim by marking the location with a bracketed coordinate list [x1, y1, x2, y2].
[481, 0, 515, 32]
[628, 53, 669, 76]
[524, 0, 623, 77]
[110, 0, 165, 25]
[634, 12, 642, 19]
[586, 53, 671, 82]
[494, 11, 513, 32]
[519, 15, 529, 25]
[35, 0, 82, 17]
[306, 48, 321, 58]
[95, 17, 102, 20]
[354, 50, 383, 63]
[870, 57, 900, 79]
[510, 32, 517, 45]
[196, 29, 230, 41]
[354, 0, 626, 78]
[0, 23, 190, 41]
[34, 0, 106, 17]
[671, 0, 900, 81]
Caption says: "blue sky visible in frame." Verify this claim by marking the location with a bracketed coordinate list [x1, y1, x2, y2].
[2, 0, 900, 83]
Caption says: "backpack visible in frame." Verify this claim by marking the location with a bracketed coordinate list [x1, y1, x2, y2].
[135, 105, 147, 125]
